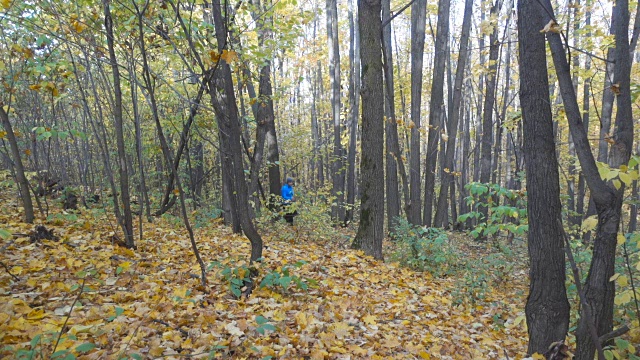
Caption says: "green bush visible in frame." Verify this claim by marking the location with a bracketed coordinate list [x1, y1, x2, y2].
[458, 182, 528, 240]
[389, 218, 456, 276]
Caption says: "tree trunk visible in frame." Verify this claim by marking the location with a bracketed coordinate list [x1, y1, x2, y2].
[408, 0, 427, 225]
[103, 0, 134, 248]
[538, 0, 634, 357]
[423, 0, 449, 226]
[327, 0, 345, 222]
[0, 106, 34, 223]
[479, 0, 503, 232]
[352, 0, 384, 260]
[434, 0, 472, 228]
[576, 3, 591, 223]
[345, 0, 360, 224]
[518, 0, 570, 352]
[382, 0, 408, 230]
[210, 0, 263, 262]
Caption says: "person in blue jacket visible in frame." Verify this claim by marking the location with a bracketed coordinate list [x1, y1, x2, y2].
[281, 177, 297, 224]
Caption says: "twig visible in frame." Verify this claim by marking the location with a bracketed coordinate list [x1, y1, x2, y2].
[51, 278, 86, 356]
[0, 261, 19, 281]
[559, 219, 605, 359]
[622, 241, 640, 321]
[152, 318, 189, 337]
[598, 325, 630, 345]
[382, 0, 418, 28]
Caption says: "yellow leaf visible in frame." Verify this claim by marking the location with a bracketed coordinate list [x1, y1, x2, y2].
[619, 171, 632, 186]
[362, 314, 377, 325]
[208, 50, 220, 62]
[540, 20, 561, 33]
[150, 346, 165, 357]
[220, 49, 237, 63]
[0, 131, 5, 139]
[29, 84, 41, 91]
[532, 353, 546, 360]
[72, 20, 87, 33]
[615, 291, 632, 305]
[26, 308, 46, 321]
[1, 0, 10, 10]
[617, 233, 626, 246]
[174, 286, 188, 298]
[581, 216, 598, 233]
[10, 265, 23, 275]
[331, 322, 351, 339]
[617, 275, 628, 287]
[613, 179, 622, 189]
[609, 273, 620, 282]
[295, 311, 309, 329]
[382, 335, 401, 348]
[419, 351, 431, 359]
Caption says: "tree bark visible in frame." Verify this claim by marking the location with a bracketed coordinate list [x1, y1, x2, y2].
[352, 0, 384, 260]
[103, 0, 134, 248]
[518, 0, 570, 353]
[210, 0, 263, 262]
[0, 106, 34, 223]
[423, 0, 449, 226]
[538, 0, 634, 357]
[434, 0, 472, 228]
[345, 0, 360, 225]
[327, 0, 345, 222]
[382, 0, 408, 230]
[408, 0, 426, 225]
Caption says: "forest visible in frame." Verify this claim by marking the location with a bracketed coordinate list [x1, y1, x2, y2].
[0, 0, 639, 358]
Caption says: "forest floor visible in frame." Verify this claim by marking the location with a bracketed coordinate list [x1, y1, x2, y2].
[0, 189, 532, 359]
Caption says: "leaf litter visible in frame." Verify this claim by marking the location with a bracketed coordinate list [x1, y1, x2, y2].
[0, 197, 529, 359]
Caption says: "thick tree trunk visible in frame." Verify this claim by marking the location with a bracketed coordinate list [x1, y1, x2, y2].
[538, 0, 634, 357]
[352, 0, 384, 260]
[0, 107, 34, 223]
[327, 0, 345, 222]
[518, 0, 570, 353]
[423, 0, 449, 226]
[408, 0, 427, 225]
[210, 0, 263, 262]
[103, 0, 134, 248]
[434, 0, 472, 228]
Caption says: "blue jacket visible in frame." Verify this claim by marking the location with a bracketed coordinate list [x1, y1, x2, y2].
[281, 184, 294, 201]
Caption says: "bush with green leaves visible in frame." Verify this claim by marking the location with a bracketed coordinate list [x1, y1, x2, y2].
[259, 260, 313, 293]
[390, 218, 456, 276]
[457, 182, 528, 240]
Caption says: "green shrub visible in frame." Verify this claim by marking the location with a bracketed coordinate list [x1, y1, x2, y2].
[458, 182, 528, 240]
[389, 218, 456, 276]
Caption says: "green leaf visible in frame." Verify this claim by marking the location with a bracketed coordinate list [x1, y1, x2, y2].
[612, 179, 622, 190]
[75, 343, 96, 353]
[261, 323, 276, 332]
[0, 228, 11, 240]
[30, 334, 42, 348]
[619, 171, 632, 186]
[255, 315, 269, 325]
[278, 276, 292, 289]
[615, 338, 630, 350]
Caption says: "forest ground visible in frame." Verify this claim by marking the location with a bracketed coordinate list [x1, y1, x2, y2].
[0, 187, 531, 359]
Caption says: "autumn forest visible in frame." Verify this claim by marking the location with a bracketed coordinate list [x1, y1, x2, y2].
[1, 0, 639, 358]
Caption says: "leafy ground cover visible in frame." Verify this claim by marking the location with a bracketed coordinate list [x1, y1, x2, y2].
[1, 193, 530, 359]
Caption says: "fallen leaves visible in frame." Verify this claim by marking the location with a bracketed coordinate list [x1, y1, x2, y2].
[0, 195, 534, 359]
